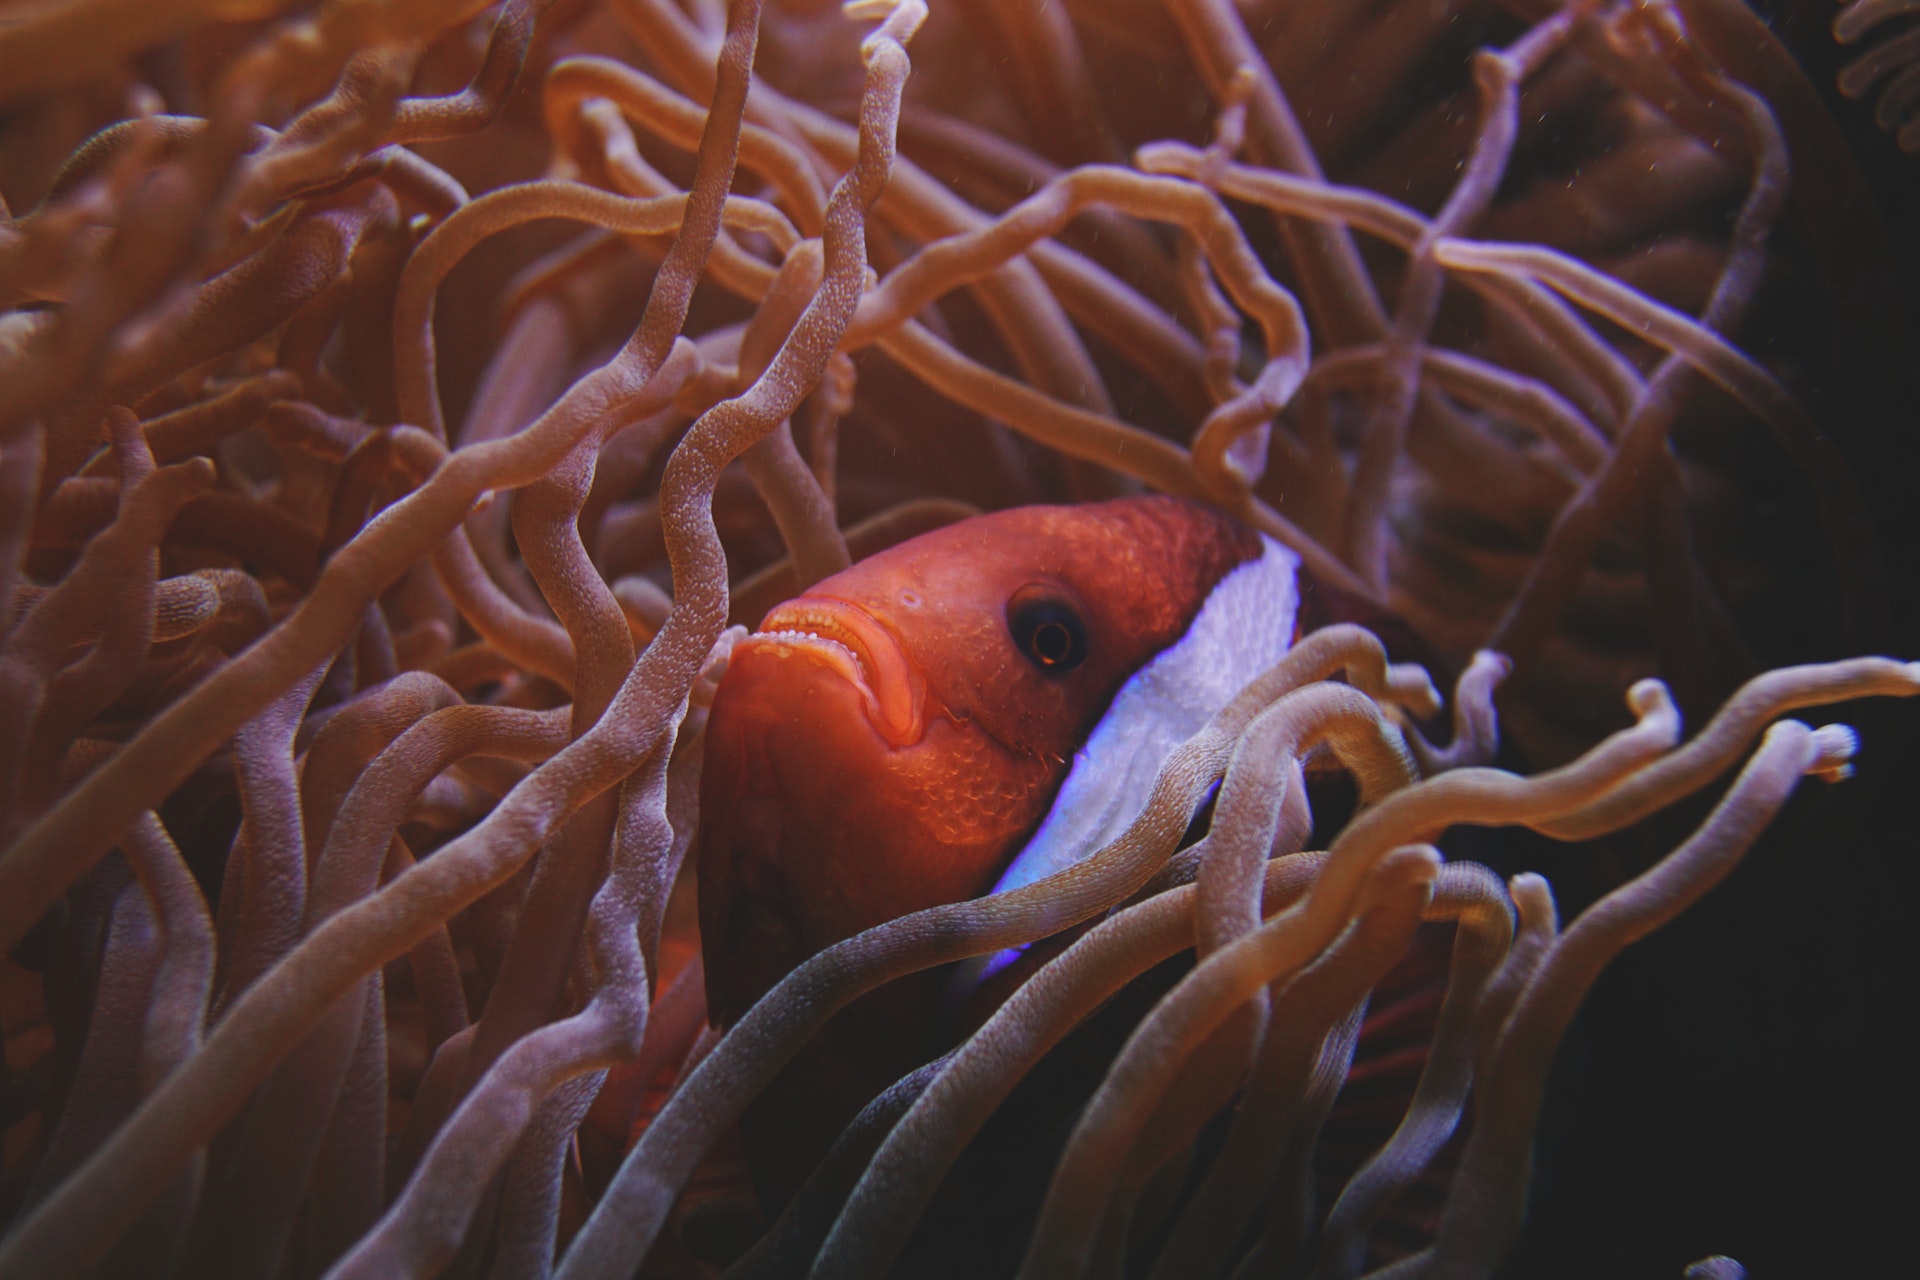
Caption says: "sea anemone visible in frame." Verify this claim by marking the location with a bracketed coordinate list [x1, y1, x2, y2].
[0, 0, 1913, 1276]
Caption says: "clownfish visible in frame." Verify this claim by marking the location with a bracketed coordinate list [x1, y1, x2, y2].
[692, 496, 1438, 1224]
[697, 496, 1304, 1023]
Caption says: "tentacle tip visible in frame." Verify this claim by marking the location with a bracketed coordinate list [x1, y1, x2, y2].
[1625, 677, 1678, 729]
[1508, 870, 1548, 895]
[1506, 872, 1559, 925]
[153, 455, 220, 499]
[263, 366, 304, 394]
[1470, 649, 1514, 681]
[1808, 722, 1860, 780]
[849, 0, 927, 50]
[1391, 663, 1444, 719]
[1385, 842, 1444, 879]
[1132, 140, 1183, 172]
[713, 623, 748, 662]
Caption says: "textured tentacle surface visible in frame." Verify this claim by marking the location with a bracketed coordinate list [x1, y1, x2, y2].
[0, 2, 1913, 1278]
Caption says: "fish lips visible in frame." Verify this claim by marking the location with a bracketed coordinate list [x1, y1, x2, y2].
[747, 596, 927, 747]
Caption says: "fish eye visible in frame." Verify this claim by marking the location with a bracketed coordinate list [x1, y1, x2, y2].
[1007, 587, 1088, 675]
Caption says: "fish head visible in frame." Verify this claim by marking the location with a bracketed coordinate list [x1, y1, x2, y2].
[697, 496, 1263, 1023]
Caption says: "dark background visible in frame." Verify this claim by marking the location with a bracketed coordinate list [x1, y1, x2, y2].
[1498, 5, 1918, 1275]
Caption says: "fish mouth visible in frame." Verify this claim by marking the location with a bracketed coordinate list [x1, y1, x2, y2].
[751, 596, 926, 746]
